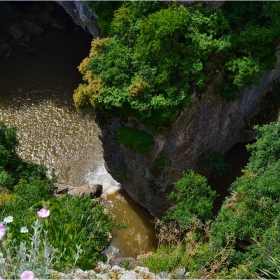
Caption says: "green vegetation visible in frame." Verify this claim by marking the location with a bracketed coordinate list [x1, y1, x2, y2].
[164, 170, 217, 227]
[154, 155, 169, 168]
[199, 150, 230, 177]
[0, 121, 120, 271]
[142, 121, 280, 278]
[117, 126, 153, 154]
[86, 1, 122, 37]
[72, 1, 280, 277]
[75, 1, 280, 127]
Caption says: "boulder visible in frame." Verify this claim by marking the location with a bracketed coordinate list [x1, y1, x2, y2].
[0, 42, 10, 52]
[68, 184, 103, 198]
[23, 20, 44, 35]
[45, 2, 56, 13]
[23, 12, 38, 22]
[49, 19, 67, 30]
[9, 25, 24, 40]
[54, 183, 103, 198]
[28, 2, 44, 12]
[54, 183, 70, 195]
[38, 10, 53, 25]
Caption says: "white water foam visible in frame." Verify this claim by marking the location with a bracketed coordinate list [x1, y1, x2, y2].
[84, 163, 121, 195]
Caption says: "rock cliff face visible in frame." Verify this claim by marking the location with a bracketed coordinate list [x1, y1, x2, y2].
[99, 51, 280, 217]
[56, 0, 101, 38]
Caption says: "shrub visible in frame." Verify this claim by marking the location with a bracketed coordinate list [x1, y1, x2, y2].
[0, 218, 74, 279]
[117, 127, 153, 154]
[199, 150, 230, 177]
[164, 170, 217, 227]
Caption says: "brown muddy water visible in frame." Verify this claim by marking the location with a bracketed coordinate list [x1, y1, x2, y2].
[0, 23, 157, 257]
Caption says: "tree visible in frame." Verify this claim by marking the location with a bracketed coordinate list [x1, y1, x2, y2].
[165, 170, 217, 227]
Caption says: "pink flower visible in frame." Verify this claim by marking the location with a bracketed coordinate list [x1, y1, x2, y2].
[20, 270, 36, 280]
[0, 222, 6, 240]
[0, 276, 4, 280]
[37, 208, 50, 218]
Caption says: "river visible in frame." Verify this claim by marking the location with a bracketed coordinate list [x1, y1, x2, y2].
[0, 15, 156, 257]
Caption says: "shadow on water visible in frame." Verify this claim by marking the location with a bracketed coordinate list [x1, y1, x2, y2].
[210, 141, 254, 215]
[0, 26, 92, 111]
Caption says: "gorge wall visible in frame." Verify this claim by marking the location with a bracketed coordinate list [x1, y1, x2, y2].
[57, 1, 101, 38]
[99, 51, 280, 217]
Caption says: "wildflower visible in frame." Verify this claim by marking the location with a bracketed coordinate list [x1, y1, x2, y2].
[37, 208, 50, 218]
[3, 216, 13, 224]
[20, 227, 29, 233]
[0, 223, 6, 240]
[20, 270, 38, 280]
[0, 277, 4, 280]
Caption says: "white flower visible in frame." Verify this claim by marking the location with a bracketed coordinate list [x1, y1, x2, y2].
[20, 226, 29, 233]
[3, 216, 13, 224]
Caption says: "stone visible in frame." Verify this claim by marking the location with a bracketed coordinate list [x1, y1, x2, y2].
[23, 12, 38, 22]
[54, 183, 70, 195]
[45, 2, 56, 13]
[23, 20, 44, 35]
[67, 184, 103, 198]
[49, 19, 67, 30]
[0, 42, 10, 52]
[9, 25, 24, 40]
[54, 183, 103, 198]
[38, 10, 53, 25]
[57, 1, 101, 37]
[28, 2, 44, 12]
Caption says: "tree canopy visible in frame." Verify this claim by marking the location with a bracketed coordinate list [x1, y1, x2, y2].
[75, 1, 280, 125]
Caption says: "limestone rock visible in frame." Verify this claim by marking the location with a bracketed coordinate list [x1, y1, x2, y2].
[23, 12, 38, 22]
[0, 42, 10, 52]
[68, 184, 103, 198]
[54, 183, 103, 198]
[49, 19, 67, 30]
[54, 183, 70, 195]
[45, 2, 56, 13]
[38, 10, 53, 25]
[57, 1, 101, 37]
[9, 25, 24, 40]
[23, 20, 44, 35]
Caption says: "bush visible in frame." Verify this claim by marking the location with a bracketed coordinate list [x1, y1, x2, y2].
[199, 150, 230, 177]
[0, 218, 79, 279]
[164, 170, 217, 228]
[117, 126, 153, 154]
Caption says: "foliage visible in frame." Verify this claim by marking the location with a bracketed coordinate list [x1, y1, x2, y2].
[44, 195, 119, 270]
[86, 1, 123, 37]
[117, 126, 153, 154]
[75, 1, 280, 125]
[154, 155, 169, 168]
[0, 122, 52, 191]
[0, 219, 70, 279]
[139, 217, 234, 278]
[0, 121, 121, 271]
[164, 170, 217, 228]
[199, 150, 230, 177]
[209, 122, 280, 276]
